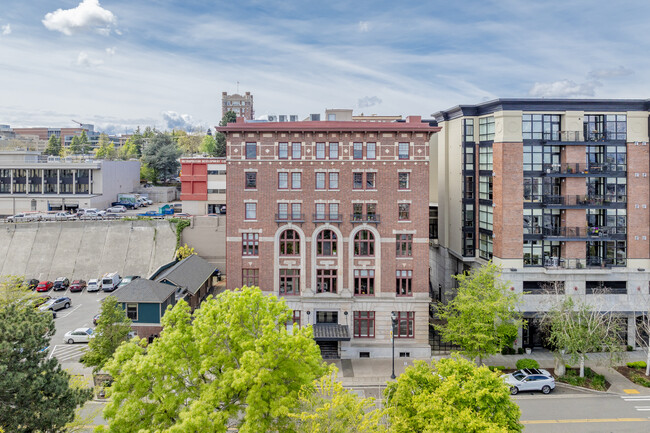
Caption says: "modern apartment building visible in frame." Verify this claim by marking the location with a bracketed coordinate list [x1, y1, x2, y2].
[222, 92, 254, 120]
[180, 157, 226, 215]
[219, 116, 439, 359]
[431, 98, 650, 348]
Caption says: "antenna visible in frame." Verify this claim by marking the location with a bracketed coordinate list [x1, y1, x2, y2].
[236, 81, 240, 93]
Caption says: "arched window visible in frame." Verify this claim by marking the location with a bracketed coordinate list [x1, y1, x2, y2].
[316, 230, 337, 256]
[279, 229, 300, 255]
[354, 230, 374, 257]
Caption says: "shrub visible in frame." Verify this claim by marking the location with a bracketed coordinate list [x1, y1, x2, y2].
[516, 358, 540, 370]
[627, 361, 647, 369]
[631, 373, 650, 387]
[517, 347, 524, 355]
[501, 347, 509, 355]
[488, 366, 505, 372]
[627, 345, 634, 352]
[590, 374, 606, 391]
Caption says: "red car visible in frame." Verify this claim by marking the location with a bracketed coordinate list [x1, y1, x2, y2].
[69, 280, 87, 293]
[36, 281, 54, 292]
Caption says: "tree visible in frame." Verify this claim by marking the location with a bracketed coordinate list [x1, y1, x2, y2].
[383, 356, 522, 433]
[118, 132, 143, 160]
[95, 133, 117, 160]
[175, 243, 196, 261]
[0, 283, 91, 432]
[81, 296, 132, 373]
[635, 299, 650, 376]
[44, 134, 61, 156]
[290, 367, 386, 433]
[100, 287, 326, 433]
[79, 130, 93, 154]
[210, 111, 237, 158]
[70, 135, 82, 154]
[200, 134, 217, 156]
[141, 132, 181, 182]
[435, 262, 521, 365]
[176, 131, 203, 155]
[140, 163, 157, 184]
[220, 110, 237, 127]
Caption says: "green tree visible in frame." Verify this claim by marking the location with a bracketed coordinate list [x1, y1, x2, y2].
[220, 110, 237, 126]
[383, 356, 522, 433]
[141, 132, 181, 182]
[79, 130, 93, 154]
[176, 131, 203, 155]
[211, 111, 237, 158]
[94, 133, 117, 160]
[101, 287, 325, 433]
[81, 296, 132, 373]
[44, 134, 61, 156]
[140, 163, 157, 184]
[0, 286, 92, 432]
[435, 262, 521, 364]
[175, 243, 196, 261]
[200, 134, 218, 155]
[118, 132, 143, 160]
[70, 135, 82, 154]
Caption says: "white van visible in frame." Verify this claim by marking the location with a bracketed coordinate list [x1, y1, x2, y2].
[101, 273, 121, 292]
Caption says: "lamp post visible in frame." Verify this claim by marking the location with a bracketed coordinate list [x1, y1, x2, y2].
[390, 311, 397, 379]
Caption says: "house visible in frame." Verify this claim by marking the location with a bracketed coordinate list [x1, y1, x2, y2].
[150, 254, 217, 311]
[114, 278, 177, 338]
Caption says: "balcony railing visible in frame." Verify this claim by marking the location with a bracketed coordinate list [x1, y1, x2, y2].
[543, 194, 626, 207]
[543, 257, 624, 269]
[542, 163, 625, 176]
[312, 213, 343, 223]
[529, 226, 626, 238]
[350, 214, 381, 224]
[541, 130, 625, 144]
[275, 213, 305, 223]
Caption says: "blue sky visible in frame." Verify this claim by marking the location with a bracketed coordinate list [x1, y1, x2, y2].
[0, 0, 649, 133]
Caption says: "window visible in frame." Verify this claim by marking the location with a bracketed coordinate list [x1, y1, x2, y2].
[398, 172, 410, 190]
[398, 203, 410, 221]
[366, 172, 376, 189]
[245, 172, 256, 189]
[316, 142, 325, 159]
[396, 234, 412, 256]
[315, 172, 326, 189]
[245, 203, 256, 220]
[353, 142, 363, 159]
[279, 269, 300, 295]
[316, 269, 337, 293]
[245, 142, 257, 159]
[464, 119, 474, 142]
[354, 270, 375, 295]
[278, 172, 288, 189]
[479, 146, 492, 171]
[328, 113, 336, 121]
[396, 271, 412, 296]
[317, 311, 338, 324]
[353, 311, 375, 338]
[522, 114, 560, 140]
[292, 142, 301, 159]
[315, 203, 326, 220]
[291, 203, 301, 220]
[354, 230, 375, 256]
[278, 142, 288, 159]
[395, 312, 414, 338]
[278, 203, 288, 219]
[317, 230, 337, 256]
[329, 203, 339, 220]
[367, 143, 376, 159]
[242, 233, 259, 255]
[329, 172, 339, 189]
[479, 116, 495, 141]
[479, 176, 492, 200]
[479, 205, 493, 231]
[280, 229, 300, 255]
[126, 303, 137, 321]
[479, 233, 493, 260]
[242, 269, 259, 287]
[291, 172, 301, 189]
[291, 310, 301, 328]
[329, 142, 339, 159]
[353, 172, 363, 189]
[398, 142, 409, 159]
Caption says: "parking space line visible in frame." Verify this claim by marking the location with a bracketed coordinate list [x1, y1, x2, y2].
[56, 304, 82, 319]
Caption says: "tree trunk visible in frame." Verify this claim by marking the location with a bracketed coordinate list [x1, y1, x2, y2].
[646, 346, 650, 377]
[554, 356, 565, 377]
[579, 354, 585, 378]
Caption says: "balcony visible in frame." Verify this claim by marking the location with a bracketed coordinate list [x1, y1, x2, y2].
[275, 213, 305, 223]
[541, 130, 625, 146]
[542, 194, 626, 208]
[543, 257, 624, 269]
[542, 163, 625, 177]
[313, 213, 343, 224]
[531, 226, 626, 241]
[350, 214, 381, 225]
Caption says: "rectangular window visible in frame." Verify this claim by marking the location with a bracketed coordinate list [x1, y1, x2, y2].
[242, 233, 259, 256]
[315, 203, 326, 219]
[329, 142, 339, 159]
[464, 119, 474, 142]
[126, 303, 138, 321]
[367, 143, 376, 160]
[245, 203, 256, 220]
[291, 203, 301, 219]
[316, 269, 337, 293]
[398, 172, 410, 190]
[398, 203, 410, 221]
[278, 142, 288, 159]
[353, 172, 363, 189]
[479, 233, 493, 260]
[245, 142, 257, 159]
[292, 142, 301, 159]
[396, 270, 413, 296]
[366, 172, 376, 189]
[279, 269, 300, 295]
[292, 310, 301, 328]
[278, 203, 288, 219]
[395, 312, 414, 338]
[242, 269, 259, 287]
[398, 142, 409, 159]
[354, 269, 375, 295]
[291, 172, 301, 189]
[479, 116, 495, 141]
[317, 311, 338, 324]
[479, 146, 493, 171]
[245, 172, 257, 189]
[353, 142, 363, 159]
[329, 203, 339, 220]
[396, 234, 413, 257]
[353, 311, 375, 338]
[316, 142, 325, 159]
[479, 176, 493, 200]
[479, 205, 493, 231]
[329, 172, 339, 189]
[315, 172, 326, 189]
[278, 172, 288, 189]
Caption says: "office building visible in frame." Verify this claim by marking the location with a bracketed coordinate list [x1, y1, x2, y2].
[180, 157, 226, 215]
[222, 92, 254, 120]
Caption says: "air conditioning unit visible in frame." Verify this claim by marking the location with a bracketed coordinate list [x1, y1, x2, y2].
[267, 115, 277, 122]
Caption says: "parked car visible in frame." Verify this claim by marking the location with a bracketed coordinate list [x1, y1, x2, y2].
[81, 209, 106, 219]
[41, 212, 74, 221]
[117, 275, 140, 289]
[69, 280, 87, 292]
[111, 201, 137, 209]
[87, 279, 101, 292]
[101, 273, 121, 292]
[93, 313, 100, 326]
[39, 297, 71, 312]
[27, 278, 40, 290]
[106, 205, 127, 213]
[53, 277, 70, 291]
[36, 281, 54, 292]
[7, 212, 40, 222]
[139, 196, 153, 206]
[502, 368, 556, 395]
[63, 328, 94, 344]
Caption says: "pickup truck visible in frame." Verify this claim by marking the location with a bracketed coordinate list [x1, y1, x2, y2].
[111, 201, 138, 209]
[7, 212, 41, 222]
[41, 212, 76, 221]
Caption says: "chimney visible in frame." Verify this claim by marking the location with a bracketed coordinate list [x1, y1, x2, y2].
[406, 116, 421, 123]
[236, 117, 245, 124]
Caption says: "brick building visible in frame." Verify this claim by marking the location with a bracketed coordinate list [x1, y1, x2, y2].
[222, 92, 254, 121]
[180, 157, 226, 215]
[219, 116, 439, 359]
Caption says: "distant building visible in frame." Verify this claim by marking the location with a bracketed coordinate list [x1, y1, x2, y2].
[324, 109, 402, 123]
[11, 124, 120, 149]
[180, 157, 226, 215]
[222, 91, 254, 121]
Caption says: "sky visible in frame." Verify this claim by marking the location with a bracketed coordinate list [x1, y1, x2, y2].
[0, 0, 649, 133]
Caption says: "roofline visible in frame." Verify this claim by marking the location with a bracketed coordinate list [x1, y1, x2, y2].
[216, 119, 441, 134]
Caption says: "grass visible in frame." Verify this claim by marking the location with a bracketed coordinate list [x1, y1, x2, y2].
[555, 367, 608, 391]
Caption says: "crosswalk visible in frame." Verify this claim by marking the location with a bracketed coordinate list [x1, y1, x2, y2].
[49, 344, 87, 363]
[621, 395, 650, 414]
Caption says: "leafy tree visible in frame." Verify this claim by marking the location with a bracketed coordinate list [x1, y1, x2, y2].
[635, 299, 650, 376]
[70, 135, 82, 154]
[0, 275, 31, 305]
[44, 134, 61, 156]
[79, 130, 93, 154]
[0, 287, 92, 432]
[118, 132, 143, 160]
[100, 287, 325, 433]
[435, 262, 521, 365]
[81, 296, 132, 373]
[383, 356, 522, 433]
[175, 243, 196, 261]
[140, 163, 157, 184]
[220, 110, 237, 126]
[290, 367, 386, 433]
[200, 134, 218, 155]
[210, 111, 237, 158]
[95, 133, 117, 160]
[141, 132, 181, 182]
[176, 131, 203, 155]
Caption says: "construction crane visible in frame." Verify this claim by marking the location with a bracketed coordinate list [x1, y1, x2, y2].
[71, 119, 84, 128]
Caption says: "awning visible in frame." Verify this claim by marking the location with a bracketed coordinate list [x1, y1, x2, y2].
[313, 324, 350, 341]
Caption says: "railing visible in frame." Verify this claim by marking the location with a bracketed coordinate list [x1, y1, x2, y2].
[312, 213, 343, 223]
[533, 226, 625, 238]
[543, 194, 626, 206]
[275, 213, 305, 223]
[542, 163, 625, 175]
[350, 214, 381, 224]
[543, 257, 624, 269]
[545, 131, 624, 143]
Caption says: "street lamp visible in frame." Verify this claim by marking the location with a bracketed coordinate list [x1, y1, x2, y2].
[390, 311, 397, 379]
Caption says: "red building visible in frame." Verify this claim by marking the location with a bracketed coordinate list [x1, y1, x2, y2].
[180, 157, 226, 215]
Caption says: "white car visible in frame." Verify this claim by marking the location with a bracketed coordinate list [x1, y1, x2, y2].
[87, 279, 100, 292]
[80, 210, 106, 219]
[502, 368, 556, 395]
[7, 212, 39, 222]
[106, 205, 127, 213]
[63, 327, 94, 344]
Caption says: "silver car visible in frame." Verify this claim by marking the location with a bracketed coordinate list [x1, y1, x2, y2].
[63, 327, 94, 344]
[502, 368, 555, 395]
[39, 297, 71, 312]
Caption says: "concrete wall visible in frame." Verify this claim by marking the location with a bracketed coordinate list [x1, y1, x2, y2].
[134, 186, 178, 204]
[96, 160, 141, 209]
[0, 220, 176, 281]
[180, 215, 226, 272]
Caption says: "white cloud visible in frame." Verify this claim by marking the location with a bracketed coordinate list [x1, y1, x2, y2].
[42, 0, 116, 36]
[76, 51, 103, 67]
[358, 21, 370, 32]
[162, 111, 199, 131]
[588, 66, 634, 79]
[528, 80, 599, 98]
[358, 96, 382, 108]
[1, 24, 11, 36]
[106, 46, 116, 55]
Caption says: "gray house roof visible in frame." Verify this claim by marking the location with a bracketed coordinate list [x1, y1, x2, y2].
[154, 254, 215, 295]
[113, 278, 176, 304]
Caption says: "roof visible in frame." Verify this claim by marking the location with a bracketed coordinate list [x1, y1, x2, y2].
[153, 255, 215, 295]
[312, 324, 351, 341]
[113, 278, 176, 304]
[216, 117, 440, 134]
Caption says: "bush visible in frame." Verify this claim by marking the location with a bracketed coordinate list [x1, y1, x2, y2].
[631, 373, 650, 387]
[627, 361, 647, 369]
[488, 366, 505, 372]
[516, 358, 540, 370]
[501, 347, 516, 355]
[517, 347, 524, 355]
[627, 345, 634, 352]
